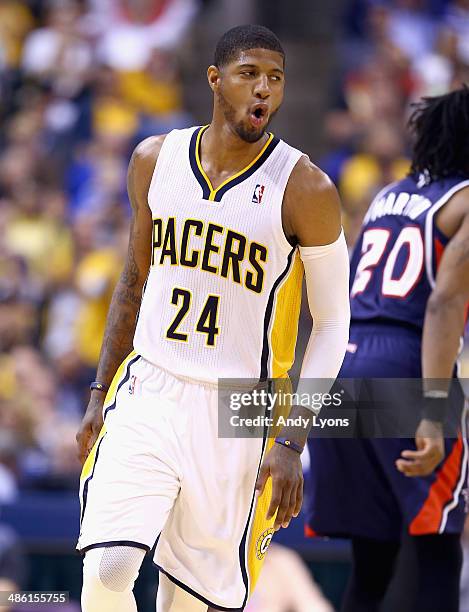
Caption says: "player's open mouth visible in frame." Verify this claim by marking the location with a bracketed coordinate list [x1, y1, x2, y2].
[249, 104, 268, 127]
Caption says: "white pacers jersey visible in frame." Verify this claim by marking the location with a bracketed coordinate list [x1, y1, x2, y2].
[133, 125, 304, 383]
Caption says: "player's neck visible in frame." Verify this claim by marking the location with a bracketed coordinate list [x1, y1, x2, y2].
[201, 117, 269, 176]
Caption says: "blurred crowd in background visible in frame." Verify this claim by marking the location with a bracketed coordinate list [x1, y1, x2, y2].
[0, 0, 469, 520]
[0, 0, 469, 608]
[0, 0, 468, 497]
[0, 0, 199, 499]
[323, 0, 469, 244]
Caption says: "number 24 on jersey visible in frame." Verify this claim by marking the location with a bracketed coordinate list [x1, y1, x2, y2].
[165, 287, 220, 347]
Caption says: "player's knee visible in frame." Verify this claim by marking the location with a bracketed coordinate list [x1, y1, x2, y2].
[83, 546, 145, 594]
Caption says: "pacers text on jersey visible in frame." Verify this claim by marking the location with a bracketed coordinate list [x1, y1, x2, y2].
[151, 217, 268, 294]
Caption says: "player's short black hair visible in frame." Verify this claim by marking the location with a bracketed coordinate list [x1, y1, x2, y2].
[214, 25, 285, 68]
[409, 85, 469, 181]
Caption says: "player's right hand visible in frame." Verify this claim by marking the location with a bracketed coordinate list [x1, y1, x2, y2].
[76, 396, 105, 465]
[395, 418, 444, 477]
[255, 442, 304, 531]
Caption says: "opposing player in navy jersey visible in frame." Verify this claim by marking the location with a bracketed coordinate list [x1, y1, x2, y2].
[306, 86, 469, 612]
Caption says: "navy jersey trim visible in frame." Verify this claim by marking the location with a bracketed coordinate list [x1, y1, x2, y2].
[103, 354, 141, 420]
[80, 433, 107, 525]
[79, 540, 150, 556]
[189, 126, 211, 200]
[81, 354, 141, 527]
[154, 564, 244, 611]
[238, 396, 271, 607]
[259, 247, 296, 380]
[188, 125, 280, 203]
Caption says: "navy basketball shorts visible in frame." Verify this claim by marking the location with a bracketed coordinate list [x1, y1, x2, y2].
[305, 322, 468, 541]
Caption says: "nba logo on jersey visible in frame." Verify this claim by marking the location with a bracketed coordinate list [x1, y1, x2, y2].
[128, 374, 137, 395]
[252, 184, 265, 204]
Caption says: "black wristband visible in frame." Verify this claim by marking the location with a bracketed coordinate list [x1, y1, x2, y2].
[275, 437, 303, 454]
[422, 393, 447, 423]
[90, 381, 108, 393]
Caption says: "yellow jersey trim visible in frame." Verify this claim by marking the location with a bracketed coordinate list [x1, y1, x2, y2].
[191, 125, 277, 202]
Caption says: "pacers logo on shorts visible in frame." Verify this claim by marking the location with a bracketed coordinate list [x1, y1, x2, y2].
[255, 527, 274, 560]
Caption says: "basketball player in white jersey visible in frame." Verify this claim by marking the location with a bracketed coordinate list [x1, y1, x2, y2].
[76, 25, 350, 612]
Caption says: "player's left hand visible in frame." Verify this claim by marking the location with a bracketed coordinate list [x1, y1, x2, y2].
[395, 418, 444, 477]
[255, 443, 303, 531]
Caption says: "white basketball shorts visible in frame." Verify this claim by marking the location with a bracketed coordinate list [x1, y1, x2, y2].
[77, 351, 279, 610]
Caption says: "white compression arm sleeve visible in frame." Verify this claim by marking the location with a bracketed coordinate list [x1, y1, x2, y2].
[296, 230, 350, 402]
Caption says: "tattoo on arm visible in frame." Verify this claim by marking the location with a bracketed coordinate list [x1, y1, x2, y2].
[95, 218, 145, 385]
[95, 277, 142, 386]
[92, 138, 156, 389]
[121, 242, 139, 288]
[118, 286, 142, 307]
